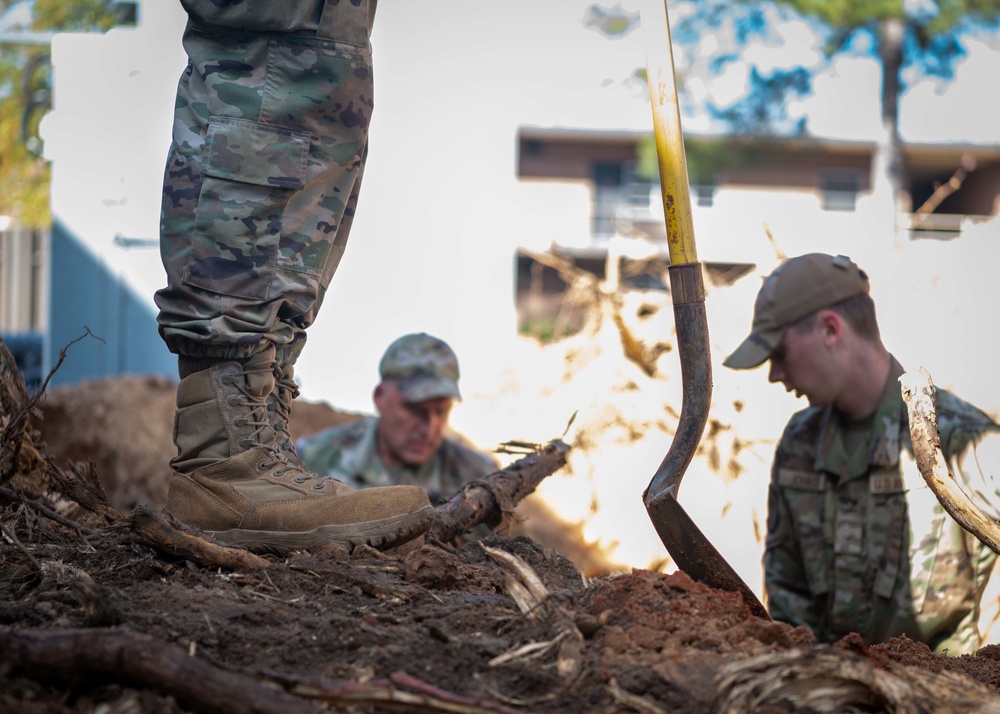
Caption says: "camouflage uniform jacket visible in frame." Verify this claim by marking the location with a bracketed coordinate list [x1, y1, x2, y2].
[297, 417, 499, 503]
[766, 357, 1000, 654]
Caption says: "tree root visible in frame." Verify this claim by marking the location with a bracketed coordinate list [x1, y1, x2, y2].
[0, 627, 528, 714]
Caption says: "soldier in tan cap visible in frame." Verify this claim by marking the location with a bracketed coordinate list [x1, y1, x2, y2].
[297, 333, 499, 504]
[726, 253, 1000, 654]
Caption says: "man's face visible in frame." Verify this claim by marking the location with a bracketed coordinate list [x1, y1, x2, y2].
[373, 381, 454, 467]
[766, 317, 838, 407]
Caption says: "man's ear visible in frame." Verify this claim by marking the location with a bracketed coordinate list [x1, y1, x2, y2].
[817, 309, 843, 346]
[372, 382, 386, 412]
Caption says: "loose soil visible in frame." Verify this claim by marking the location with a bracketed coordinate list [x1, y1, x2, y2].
[4, 374, 1000, 713]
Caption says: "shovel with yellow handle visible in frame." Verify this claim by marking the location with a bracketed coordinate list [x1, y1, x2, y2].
[640, 0, 769, 620]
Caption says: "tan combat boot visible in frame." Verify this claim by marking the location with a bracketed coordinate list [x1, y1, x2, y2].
[166, 346, 433, 553]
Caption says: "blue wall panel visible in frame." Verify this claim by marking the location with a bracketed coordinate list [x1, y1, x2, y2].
[47, 219, 175, 387]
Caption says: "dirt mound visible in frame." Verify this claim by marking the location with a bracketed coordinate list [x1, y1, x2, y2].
[37, 374, 177, 510]
[3, 370, 1000, 712]
[35, 374, 361, 512]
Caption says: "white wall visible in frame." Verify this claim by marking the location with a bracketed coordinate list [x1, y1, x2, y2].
[41, 0, 1000, 415]
[41, 1, 185, 306]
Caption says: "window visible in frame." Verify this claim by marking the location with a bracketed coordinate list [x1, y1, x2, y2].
[821, 169, 859, 211]
[621, 162, 655, 208]
[691, 181, 716, 207]
[591, 162, 624, 238]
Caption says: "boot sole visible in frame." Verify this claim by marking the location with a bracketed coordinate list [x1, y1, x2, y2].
[208, 505, 434, 555]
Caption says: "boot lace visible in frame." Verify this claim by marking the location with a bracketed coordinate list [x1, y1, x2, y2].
[226, 370, 275, 451]
[269, 369, 300, 458]
[232, 365, 332, 492]
[246, 435, 332, 491]
[257, 453, 334, 492]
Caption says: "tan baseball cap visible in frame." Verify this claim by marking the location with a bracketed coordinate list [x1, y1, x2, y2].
[723, 253, 870, 370]
[378, 333, 461, 402]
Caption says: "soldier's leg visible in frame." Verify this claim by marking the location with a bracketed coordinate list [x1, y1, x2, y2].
[154, 1, 430, 552]
[270, 145, 368, 462]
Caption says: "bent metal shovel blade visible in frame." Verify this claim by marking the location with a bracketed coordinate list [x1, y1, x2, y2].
[646, 488, 769, 620]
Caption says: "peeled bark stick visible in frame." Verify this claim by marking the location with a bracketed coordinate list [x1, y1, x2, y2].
[130, 505, 271, 570]
[482, 544, 551, 614]
[900, 368, 1000, 555]
[713, 645, 1000, 712]
[429, 439, 571, 544]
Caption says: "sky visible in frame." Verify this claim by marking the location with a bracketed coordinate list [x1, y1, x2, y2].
[39, 0, 1000, 418]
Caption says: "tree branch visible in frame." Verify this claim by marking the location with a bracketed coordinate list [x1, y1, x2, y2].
[429, 440, 571, 544]
[900, 368, 1000, 554]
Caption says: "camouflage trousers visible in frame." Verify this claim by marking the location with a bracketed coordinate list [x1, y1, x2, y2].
[155, 0, 377, 366]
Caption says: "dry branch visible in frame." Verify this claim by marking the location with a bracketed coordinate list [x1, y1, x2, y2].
[1, 329, 100, 486]
[910, 157, 975, 229]
[0, 338, 45, 487]
[482, 544, 550, 615]
[0, 484, 103, 537]
[429, 439, 570, 543]
[609, 677, 667, 714]
[286, 670, 528, 713]
[47, 460, 124, 524]
[482, 543, 584, 690]
[900, 368, 1000, 554]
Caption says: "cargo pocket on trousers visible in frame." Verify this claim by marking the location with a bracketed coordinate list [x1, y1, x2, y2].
[184, 117, 312, 301]
[181, 0, 321, 34]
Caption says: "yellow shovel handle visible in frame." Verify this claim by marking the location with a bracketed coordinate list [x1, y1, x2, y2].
[642, 0, 696, 266]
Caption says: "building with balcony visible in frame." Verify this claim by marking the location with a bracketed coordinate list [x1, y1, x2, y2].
[513, 126, 1000, 338]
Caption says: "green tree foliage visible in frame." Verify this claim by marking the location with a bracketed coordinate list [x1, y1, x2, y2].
[589, 0, 1000, 224]
[0, 0, 122, 228]
[664, 0, 1000, 130]
[762, 0, 1000, 218]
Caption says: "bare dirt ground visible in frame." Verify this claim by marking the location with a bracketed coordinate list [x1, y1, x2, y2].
[6, 229, 1000, 712]
[6, 454, 1000, 714]
[4, 360, 1000, 711]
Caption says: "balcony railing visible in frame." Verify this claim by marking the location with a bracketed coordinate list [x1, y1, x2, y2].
[906, 213, 994, 241]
